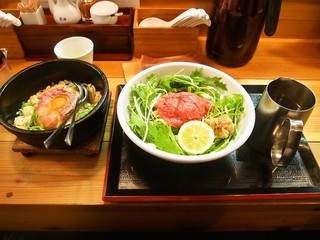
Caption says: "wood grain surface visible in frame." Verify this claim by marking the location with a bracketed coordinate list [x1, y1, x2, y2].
[0, 0, 320, 232]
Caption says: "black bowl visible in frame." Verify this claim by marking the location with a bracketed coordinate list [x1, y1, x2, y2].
[0, 59, 109, 148]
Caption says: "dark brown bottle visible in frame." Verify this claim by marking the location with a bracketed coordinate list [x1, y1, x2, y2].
[206, 0, 281, 66]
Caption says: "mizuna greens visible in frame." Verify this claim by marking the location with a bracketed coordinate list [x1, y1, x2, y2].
[127, 68, 245, 155]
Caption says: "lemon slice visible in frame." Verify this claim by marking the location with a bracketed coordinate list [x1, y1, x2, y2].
[177, 120, 215, 155]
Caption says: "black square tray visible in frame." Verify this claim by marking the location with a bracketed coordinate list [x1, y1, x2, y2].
[103, 85, 320, 202]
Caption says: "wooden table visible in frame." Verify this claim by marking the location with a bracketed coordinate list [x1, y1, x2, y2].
[1, 38, 320, 232]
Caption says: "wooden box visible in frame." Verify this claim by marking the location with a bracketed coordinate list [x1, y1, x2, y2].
[134, 8, 200, 58]
[14, 8, 134, 61]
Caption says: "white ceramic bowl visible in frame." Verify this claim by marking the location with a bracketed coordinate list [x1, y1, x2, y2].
[117, 62, 255, 164]
[90, 1, 119, 24]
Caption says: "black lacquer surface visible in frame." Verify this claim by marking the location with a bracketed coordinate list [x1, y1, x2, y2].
[103, 85, 320, 201]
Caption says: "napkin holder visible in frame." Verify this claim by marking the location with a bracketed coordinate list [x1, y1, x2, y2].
[134, 8, 201, 58]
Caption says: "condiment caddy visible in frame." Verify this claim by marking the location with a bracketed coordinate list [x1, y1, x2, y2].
[14, 7, 134, 60]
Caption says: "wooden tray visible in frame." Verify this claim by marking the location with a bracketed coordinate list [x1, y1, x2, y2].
[102, 85, 320, 202]
[14, 8, 134, 61]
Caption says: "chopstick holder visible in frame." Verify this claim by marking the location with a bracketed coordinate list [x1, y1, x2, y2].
[20, 5, 46, 25]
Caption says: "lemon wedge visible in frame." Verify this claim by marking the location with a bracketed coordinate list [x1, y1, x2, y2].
[177, 120, 215, 155]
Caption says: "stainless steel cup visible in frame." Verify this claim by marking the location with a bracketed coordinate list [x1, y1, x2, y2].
[248, 77, 316, 168]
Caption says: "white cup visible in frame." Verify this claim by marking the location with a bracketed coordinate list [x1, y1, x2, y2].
[54, 36, 94, 63]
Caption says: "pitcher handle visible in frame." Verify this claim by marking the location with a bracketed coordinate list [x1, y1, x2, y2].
[271, 118, 303, 168]
[264, 0, 282, 36]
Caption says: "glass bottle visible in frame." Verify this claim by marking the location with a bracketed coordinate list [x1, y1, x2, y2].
[79, 0, 96, 22]
[0, 48, 13, 82]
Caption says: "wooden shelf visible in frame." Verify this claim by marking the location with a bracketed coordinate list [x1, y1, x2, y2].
[14, 8, 134, 61]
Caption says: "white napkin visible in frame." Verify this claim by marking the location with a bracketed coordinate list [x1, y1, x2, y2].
[0, 10, 22, 28]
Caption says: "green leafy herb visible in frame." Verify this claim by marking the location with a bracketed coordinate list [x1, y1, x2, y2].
[127, 68, 245, 155]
